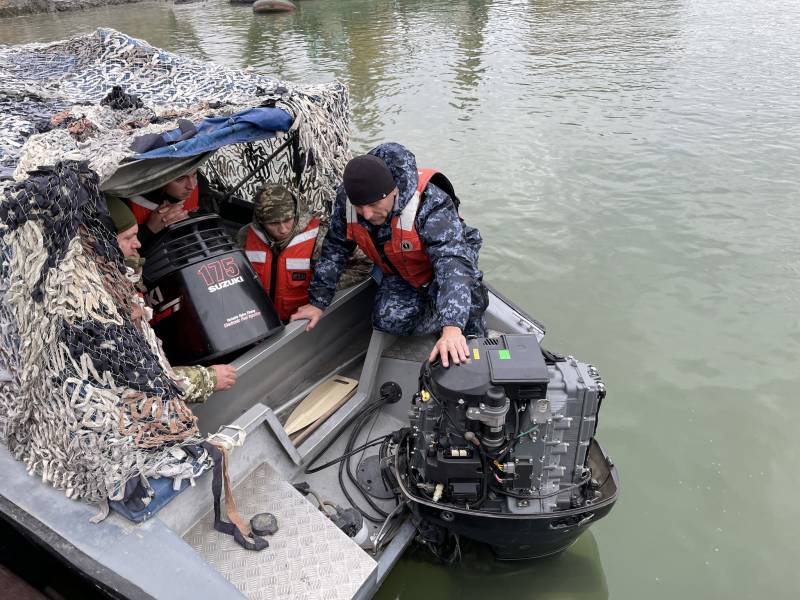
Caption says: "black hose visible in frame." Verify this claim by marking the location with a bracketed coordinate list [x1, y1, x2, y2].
[490, 474, 591, 500]
[472, 445, 489, 509]
[304, 436, 389, 474]
[343, 404, 391, 519]
[336, 403, 386, 522]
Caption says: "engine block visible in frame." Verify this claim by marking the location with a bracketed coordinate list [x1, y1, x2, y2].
[407, 335, 605, 514]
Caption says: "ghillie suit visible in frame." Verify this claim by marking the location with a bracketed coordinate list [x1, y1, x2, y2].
[0, 161, 201, 502]
[0, 29, 353, 502]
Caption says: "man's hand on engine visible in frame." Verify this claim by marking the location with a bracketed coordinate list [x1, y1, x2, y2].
[289, 304, 324, 332]
[429, 326, 469, 368]
[212, 364, 237, 391]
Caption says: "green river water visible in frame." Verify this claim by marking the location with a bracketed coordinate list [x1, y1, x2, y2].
[2, 1, 799, 598]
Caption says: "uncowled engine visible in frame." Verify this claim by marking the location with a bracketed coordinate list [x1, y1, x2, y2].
[406, 334, 607, 514]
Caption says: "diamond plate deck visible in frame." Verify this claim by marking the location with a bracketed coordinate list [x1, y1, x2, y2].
[184, 463, 376, 600]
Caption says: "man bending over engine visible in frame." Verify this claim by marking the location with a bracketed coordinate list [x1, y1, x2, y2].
[291, 143, 488, 368]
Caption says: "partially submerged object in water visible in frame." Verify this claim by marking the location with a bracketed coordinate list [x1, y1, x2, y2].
[253, 0, 296, 13]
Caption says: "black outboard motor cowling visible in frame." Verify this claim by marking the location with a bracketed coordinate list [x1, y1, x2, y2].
[142, 214, 282, 365]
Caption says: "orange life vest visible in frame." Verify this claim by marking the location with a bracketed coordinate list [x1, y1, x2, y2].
[126, 186, 200, 225]
[244, 218, 321, 321]
[345, 168, 437, 288]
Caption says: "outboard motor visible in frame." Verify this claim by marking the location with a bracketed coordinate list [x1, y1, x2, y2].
[142, 214, 283, 364]
[392, 334, 619, 559]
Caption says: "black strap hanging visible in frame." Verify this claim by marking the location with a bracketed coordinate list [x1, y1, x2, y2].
[201, 441, 269, 552]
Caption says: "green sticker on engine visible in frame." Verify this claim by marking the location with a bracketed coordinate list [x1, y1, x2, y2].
[498, 349, 511, 360]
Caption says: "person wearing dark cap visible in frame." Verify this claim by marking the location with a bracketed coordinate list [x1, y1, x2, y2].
[105, 196, 237, 401]
[107, 193, 142, 259]
[290, 142, 488, 368]
[237, 182, 323, 321]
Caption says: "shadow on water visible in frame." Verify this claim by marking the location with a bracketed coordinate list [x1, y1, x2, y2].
[376, 530, 608, 599]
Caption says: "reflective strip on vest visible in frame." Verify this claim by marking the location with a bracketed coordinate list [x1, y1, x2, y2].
[397, 191, 420, 231]
[345, 201, 358, 224]
[287, 227, 320, 248]
[128, 195, 159, 210]
[246, 250, 267, 263]
[285, 258, 311, 270]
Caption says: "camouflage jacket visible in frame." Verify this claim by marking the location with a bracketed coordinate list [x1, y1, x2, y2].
[307, 142, 484, 330]
[172, 365, 216, 404]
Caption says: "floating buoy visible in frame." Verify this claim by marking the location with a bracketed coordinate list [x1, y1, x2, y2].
[253, 0, 296, 12]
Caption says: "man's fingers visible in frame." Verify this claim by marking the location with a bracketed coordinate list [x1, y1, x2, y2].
[304, 316, 316, 332]
[449, 344, 461, 365]
[439, 342, 450, 368]
[428, 344, 440, 363]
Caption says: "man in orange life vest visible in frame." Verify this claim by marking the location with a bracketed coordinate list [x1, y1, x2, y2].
[238, 183, 323, 322]
[291, 143, 488, 368]
[124, 170, 199, 251]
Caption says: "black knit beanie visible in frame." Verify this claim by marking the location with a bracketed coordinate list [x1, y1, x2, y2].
[343, 154, 396, 205]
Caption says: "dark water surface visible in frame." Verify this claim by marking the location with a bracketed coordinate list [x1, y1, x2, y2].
[2, 1, 800, 598]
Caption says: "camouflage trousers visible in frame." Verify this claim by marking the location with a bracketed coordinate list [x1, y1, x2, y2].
[371, 274, 488, 337]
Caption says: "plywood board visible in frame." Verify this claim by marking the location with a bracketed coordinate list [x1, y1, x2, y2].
[284, 375, 358, 435]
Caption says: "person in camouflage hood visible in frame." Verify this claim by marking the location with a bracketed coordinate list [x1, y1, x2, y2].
[238, 182, 371, 320]
[237, 182, 304, 250]
[291, 143, 488, 368]
[106, 196, 237, 401]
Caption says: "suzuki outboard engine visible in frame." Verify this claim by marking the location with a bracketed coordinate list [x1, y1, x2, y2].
[395, 334, 619, 559]
[143, 214, 283, 364]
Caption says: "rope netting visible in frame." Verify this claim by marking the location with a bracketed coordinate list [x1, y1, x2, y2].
[0, 29, 352, 502]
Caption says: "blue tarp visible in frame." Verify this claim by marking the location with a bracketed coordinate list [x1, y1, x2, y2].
[134, 107, 294, 160]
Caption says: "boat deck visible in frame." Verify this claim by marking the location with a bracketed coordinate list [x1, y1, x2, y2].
[185, 462, 376, 600]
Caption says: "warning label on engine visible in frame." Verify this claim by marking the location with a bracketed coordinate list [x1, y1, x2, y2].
[223, 308, 262, 329]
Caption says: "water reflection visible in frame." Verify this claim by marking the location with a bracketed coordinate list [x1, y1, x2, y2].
[376, 531, 608, 600]
[447, 0, 491, 117]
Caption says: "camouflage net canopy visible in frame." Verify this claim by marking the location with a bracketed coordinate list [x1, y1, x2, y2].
[0, 29, 352, 502]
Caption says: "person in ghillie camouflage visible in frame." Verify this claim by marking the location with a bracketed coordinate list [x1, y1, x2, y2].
[106, 196, 237, 401]
[291, 142, 488, 368]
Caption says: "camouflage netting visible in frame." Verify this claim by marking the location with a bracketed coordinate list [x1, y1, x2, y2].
[0, 29, 352, 502]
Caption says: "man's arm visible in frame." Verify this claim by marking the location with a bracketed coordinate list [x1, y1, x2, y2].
[235, 224, 248, 248]
[173, 364, 236, 403]
[305, 189, 357, 310]
[172, 365, 217, 403]
[417, 185, 477, 331]
[418, 184, 481, 367]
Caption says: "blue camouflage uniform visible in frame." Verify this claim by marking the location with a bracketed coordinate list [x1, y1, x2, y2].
[307, 143, 488, 336]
